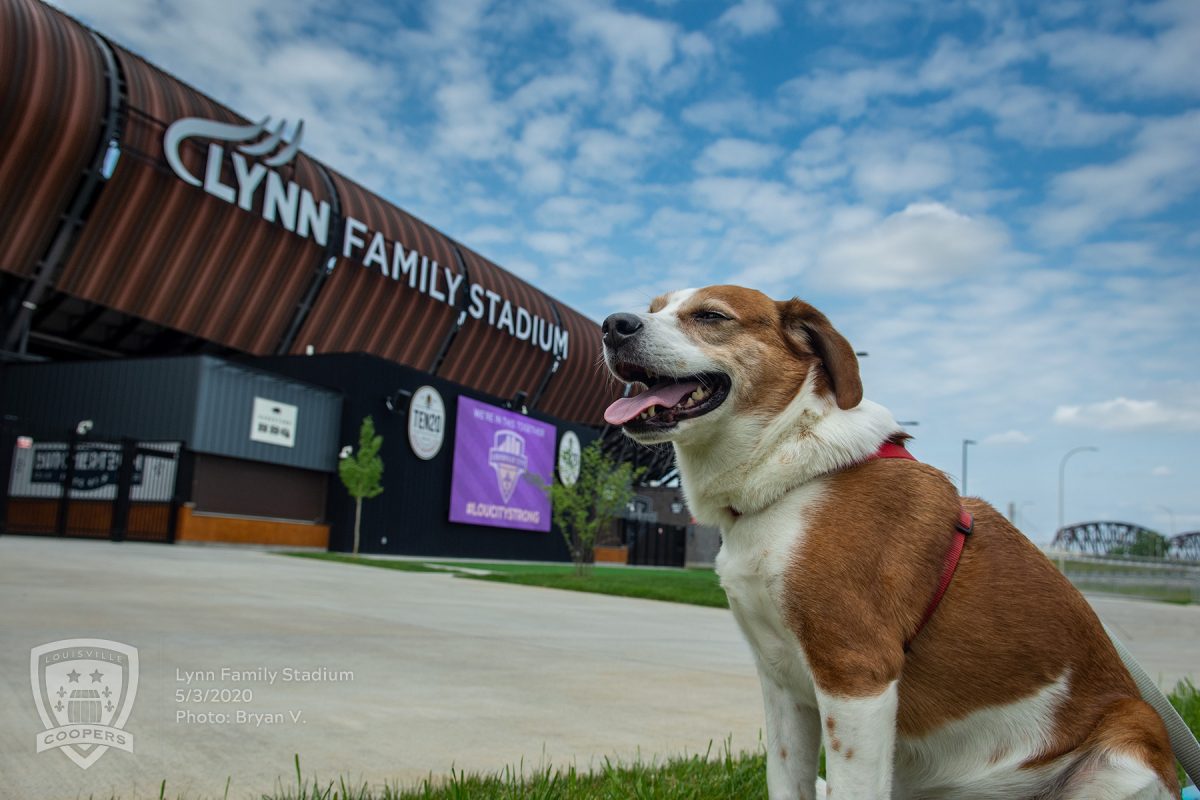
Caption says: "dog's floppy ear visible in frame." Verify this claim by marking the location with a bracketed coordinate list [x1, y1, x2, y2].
[778, 298, 863, 410]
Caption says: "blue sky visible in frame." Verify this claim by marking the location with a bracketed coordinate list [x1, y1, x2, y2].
[58, 0, 1200, 544]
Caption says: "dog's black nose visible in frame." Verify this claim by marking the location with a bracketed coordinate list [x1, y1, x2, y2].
[602, 313, 644, 348]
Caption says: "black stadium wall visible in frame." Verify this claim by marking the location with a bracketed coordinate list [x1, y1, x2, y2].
[246, 352, 597, 560]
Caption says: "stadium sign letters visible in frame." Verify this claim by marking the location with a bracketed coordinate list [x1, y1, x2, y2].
[164, 116, 569, 360]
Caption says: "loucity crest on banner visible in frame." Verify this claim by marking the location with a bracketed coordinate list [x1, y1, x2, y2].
[31, 639, 138, 769]
[488, 430, 529, 503]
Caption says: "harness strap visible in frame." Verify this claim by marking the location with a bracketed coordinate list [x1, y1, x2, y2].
[904, 508, 973, 652]
[867, 441, 973, 653]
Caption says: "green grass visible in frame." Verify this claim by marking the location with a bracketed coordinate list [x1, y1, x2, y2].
[1170, 678, 1200, 786]
[286, 552, 448, 573]
[1066, 579, 1195, 605]
[283, 553, 730, 608]
[467, 567, 728, 608]
[268, 746, 769, 800]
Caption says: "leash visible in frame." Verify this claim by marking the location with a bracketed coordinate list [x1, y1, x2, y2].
[865, 443, 973, 652]
[1105, 625, 1200, 790]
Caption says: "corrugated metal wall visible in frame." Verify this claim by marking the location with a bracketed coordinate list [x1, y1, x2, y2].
[52, 45, 336, 354]
[0, 357, 203, 440]
[192, 357, 341, 471]
[0, 356, 342, 472]
[1, 0, 610, 426]
[0, 0, 106, 278]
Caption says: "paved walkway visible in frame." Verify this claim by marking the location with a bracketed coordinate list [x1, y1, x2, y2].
[0, 536, 1196, 800]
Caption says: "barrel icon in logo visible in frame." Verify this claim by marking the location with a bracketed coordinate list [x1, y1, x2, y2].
[67, 689, 103, 724]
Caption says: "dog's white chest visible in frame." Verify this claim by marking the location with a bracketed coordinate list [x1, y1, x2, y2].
[715, 482, 824, 702]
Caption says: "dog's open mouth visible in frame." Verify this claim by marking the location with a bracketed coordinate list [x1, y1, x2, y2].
[604, 366, 731, 430]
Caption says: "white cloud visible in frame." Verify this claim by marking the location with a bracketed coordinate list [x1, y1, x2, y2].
[534, 196, 640, 238]
[1034, 110, 1200, 244]
[848, 137, 958, 197]
[1152, 465, 1173, 477]
[984, 430, 1033, 445]
[690, 177, 818, 235]
[815, 202, 1016, 290]
[1053, 397, 1200, 431]
[949, 83, 1135, 148]
[568, 7, 681, 99]
[780, 63, 913, 120]
[1039, 2, 1200, 98]
[716, 0, 782, 37]
[525, 230, 581, 258]
[681, 95, 791, 134]
[694, 138, 782, 173]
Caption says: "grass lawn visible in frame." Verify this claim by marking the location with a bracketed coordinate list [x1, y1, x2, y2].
[259, 746, 768, 800]
[283, 553, 730, 608]
[119, 681, 1200, 798]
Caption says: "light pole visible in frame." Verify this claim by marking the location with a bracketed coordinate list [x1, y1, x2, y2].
[961, 439, 976, 495]
[1057, 446, 1098, 537]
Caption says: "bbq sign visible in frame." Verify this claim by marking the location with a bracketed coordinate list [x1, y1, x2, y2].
[164, 116, 569, 360]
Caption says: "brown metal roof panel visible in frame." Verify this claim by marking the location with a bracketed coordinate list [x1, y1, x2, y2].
[435, 247, 558, 401]
[0, 0, 106, 278]
[537, 302, 607, 425]
[295, 170, 463, 367]
[55, 44, 330, 353]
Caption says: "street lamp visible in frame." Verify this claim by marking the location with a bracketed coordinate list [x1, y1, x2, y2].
[1057, 446, 1098, 536]
[961, 439, 976, 495]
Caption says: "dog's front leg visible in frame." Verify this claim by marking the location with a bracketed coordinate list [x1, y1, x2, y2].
[759, 668, 822, 800]
[815, 680, 898, 798]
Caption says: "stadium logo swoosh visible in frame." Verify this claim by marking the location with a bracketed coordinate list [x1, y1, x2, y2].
[164, 116, 305, 186]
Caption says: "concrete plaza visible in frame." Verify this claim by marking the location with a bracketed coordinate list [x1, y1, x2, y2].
[0, 535, 1196, 799]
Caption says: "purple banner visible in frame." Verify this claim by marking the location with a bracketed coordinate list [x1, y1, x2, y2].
[448, 396, 555, 532]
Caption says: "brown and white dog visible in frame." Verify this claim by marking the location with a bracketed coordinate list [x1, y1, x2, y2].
[601, 285, 1178, 800]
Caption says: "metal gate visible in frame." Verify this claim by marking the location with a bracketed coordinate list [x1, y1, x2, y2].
[621, 495, 686, 567]
[1, 427, 182, 543]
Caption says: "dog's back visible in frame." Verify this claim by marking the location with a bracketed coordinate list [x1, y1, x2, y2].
[782, 458, 1177, 797]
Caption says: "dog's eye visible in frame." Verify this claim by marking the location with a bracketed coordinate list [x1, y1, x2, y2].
[693, 310, 730, 322]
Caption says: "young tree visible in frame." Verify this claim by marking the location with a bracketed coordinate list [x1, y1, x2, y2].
[539, 439, 643, 575]
[338, 415, 384, 555]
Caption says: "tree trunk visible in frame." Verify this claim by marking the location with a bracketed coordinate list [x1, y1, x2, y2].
[353, 496, 362, 555]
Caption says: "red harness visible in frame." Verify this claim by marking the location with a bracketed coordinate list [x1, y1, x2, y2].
[868, 442, 974, 652]
[725, 441, 973, 652]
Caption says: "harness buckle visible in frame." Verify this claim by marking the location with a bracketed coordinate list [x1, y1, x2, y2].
[956, 510, 975, 536]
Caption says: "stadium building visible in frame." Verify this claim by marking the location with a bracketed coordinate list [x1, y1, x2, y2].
[0, 0, 698, 562]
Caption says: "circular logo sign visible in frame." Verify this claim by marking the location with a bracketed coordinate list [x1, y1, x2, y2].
[557, 430, 582, 486]
[407, 386, 445, 460]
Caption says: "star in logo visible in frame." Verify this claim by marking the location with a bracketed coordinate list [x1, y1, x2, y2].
[66, 669, 81, 683]
[90, 669, 104, 683]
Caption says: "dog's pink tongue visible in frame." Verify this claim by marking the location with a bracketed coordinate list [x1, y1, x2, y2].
[604, 380, 700, 426]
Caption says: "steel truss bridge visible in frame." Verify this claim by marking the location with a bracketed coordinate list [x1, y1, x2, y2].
[1052, 521, 1200, 561]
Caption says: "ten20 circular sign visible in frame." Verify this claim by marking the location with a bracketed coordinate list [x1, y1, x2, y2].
[407, 386, 446, 460]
